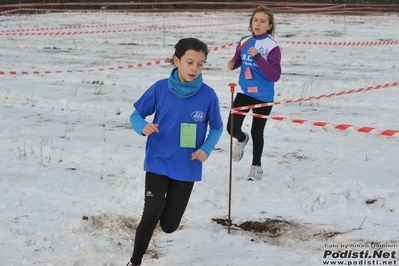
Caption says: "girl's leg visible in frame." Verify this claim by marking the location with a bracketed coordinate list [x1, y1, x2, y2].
[251, 105, 273, 166]
[160, 179, 194, 233]
[226, 93, 249, 141]
[131, 172, 170, 265]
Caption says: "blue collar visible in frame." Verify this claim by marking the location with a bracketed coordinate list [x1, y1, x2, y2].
[253, 32, 269, 39]
[168, 68, 203, 99]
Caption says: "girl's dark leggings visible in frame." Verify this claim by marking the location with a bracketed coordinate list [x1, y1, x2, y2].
[226, 93, 273, 166]
[131, 172, 194, 265]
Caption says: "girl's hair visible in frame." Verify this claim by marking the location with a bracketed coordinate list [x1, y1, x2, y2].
[248, 6, 276, 37]
[169, 38, 208, 65]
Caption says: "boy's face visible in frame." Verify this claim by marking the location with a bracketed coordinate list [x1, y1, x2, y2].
[252, 12, 272, 36]
[173, 49, 206, 82]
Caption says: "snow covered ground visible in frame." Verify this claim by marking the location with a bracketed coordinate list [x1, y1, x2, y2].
[1, 10, 398, 266]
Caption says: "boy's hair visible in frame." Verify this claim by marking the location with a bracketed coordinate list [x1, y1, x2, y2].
[248, 6, 276, 37]
[169, 38, 208, 65]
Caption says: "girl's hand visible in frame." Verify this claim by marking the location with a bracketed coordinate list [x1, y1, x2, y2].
[227, 60, 235, 71]
[248, 47, 259, 57]
[142, 122, 159, 136]
[191, 149, 208, 162]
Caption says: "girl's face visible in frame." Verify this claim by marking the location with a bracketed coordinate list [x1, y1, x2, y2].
[251, 12, 272, 36]
[173, 49, 206, 82]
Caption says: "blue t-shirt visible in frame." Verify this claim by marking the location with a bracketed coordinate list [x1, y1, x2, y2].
[132, 78, 223, 182]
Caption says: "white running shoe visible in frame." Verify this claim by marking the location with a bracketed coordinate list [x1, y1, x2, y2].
[126, 262, 139, 266]
[247, 165, 263, 181]
[232, 132, 249, 162]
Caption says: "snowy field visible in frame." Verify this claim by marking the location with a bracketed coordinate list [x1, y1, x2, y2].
[1, 10, 398, 266]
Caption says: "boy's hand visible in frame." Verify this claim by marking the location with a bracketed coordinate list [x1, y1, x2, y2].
[191, 149, 208, 162]
[142, 123, 159, 136]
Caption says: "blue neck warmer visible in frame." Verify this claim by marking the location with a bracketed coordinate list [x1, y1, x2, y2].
[168, 67, 203, 99]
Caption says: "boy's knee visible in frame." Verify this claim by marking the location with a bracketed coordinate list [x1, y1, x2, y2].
[160, 222, 179, 234]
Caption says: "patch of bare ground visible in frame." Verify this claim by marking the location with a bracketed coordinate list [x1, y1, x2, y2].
[212, 217, 350, 245]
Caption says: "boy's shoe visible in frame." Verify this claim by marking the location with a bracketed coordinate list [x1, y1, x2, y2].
[232, 132, 249, 162]
[247, 165, 263, 181]
[126, 262, 139, 266]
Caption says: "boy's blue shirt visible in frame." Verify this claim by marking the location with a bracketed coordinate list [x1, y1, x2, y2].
[130, 78, 223, 182]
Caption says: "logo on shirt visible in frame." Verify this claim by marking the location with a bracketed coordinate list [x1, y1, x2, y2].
[191, 111, 205, 122]
[241, 53, 253, 62]
[146, 191, 153, 197]
[258, 46, 268, 57]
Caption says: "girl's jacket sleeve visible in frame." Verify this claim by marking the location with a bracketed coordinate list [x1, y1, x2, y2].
[253, 46, 281, 82]
[231, 43, 242, 69]
[130, 109, 148, 136]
